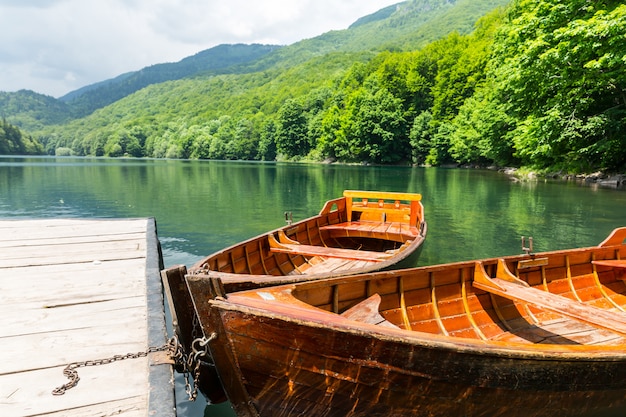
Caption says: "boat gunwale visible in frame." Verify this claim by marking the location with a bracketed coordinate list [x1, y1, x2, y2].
[201, 237, 626, 361]
[208, 289, 626, 361]
[208, 289, 626, 360]
[190, 191, 427, 280]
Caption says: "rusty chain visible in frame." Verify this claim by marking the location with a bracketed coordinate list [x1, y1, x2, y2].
[52, 333, 216, 401]
[52, 337, 180, 396]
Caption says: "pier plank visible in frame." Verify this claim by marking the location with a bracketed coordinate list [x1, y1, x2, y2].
[0, 218, 173, 417]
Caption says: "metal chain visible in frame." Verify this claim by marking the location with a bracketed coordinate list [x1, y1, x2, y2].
[52, 337, 180, 396]
[182, 333, 217, 401]
[178, 308, 205, 401]
[52, 333, 217, 400]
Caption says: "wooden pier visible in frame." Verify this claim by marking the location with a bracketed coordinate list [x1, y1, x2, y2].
[0, 218, 175, 417]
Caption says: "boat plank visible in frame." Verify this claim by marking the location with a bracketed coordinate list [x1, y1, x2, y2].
[593, 259, 626, 269]
[269, 240, 390, 262]
[474, 262, 626, 336]
[301, 258, 368, 275]
[341, 293, 398, 328]
[321, 221, 417, 241]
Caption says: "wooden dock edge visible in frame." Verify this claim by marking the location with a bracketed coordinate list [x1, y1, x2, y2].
[145, 218, 176, 416]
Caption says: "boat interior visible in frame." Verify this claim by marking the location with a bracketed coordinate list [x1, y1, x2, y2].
[198, 191, 425, 277]
[291, 232, 626, 346]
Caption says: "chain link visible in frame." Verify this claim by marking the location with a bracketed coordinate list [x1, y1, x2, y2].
[52, 337, 179, 396]
[181, 333, 217, 401]
[52, 333, 217, 401]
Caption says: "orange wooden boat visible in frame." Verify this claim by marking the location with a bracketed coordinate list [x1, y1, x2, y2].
[161, 190, 425, 401]
[186, 227, 626, 417]
[175, 190, 426, 292]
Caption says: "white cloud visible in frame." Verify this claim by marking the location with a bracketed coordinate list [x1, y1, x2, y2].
[0, 0, 399, 98]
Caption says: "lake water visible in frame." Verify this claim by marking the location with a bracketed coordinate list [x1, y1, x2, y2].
[2, 156, 626, 416]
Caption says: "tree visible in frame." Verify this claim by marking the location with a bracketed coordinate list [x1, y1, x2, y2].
[342, 76, 409, 164]
[489, 0, 626, 171]
[0, 119, 43, 155]
[275, 99, 310, 158]
[409, 111, 433, 165]
[257, 120, 277, 161]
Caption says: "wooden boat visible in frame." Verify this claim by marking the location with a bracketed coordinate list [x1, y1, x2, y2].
[161, 190, 425, 402]
[185, 227, 626, 417]
[182, 190, 426, 291]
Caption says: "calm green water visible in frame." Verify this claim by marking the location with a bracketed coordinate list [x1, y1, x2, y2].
[2, 156, 626, 416]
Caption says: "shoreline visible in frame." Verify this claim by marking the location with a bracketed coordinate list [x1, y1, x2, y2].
[499, 167, 626, 190]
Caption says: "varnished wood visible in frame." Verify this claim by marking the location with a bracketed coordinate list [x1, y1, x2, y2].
[340, 294, 397, 327]
[189, 227, 626, 417]
[474, 259, 626, 336]
[593, 259, 626, 269]
[268, 233, 391, 261]
[184, 190, 427, 292]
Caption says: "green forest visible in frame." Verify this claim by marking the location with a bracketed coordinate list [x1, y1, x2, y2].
[0, 119, 43, 155]
[2, 0, 625, 174]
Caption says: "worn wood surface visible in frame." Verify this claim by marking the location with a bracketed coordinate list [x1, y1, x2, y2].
[195, 227, 626, 416]
[0, 218, 173, 417]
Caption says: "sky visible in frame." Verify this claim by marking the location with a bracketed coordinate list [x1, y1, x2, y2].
[0, 0, 400, 98]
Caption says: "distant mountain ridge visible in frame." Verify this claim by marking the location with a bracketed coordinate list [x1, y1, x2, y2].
[349, 3, 401, 28]
[0, 0, 510, 133]
[59, 43, 282, 117]
[0, 89, 73, 127]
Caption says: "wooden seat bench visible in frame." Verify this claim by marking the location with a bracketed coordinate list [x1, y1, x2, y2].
[592, 259, 626, 269]
[321, 221, 419, 242]
[268, 233, 390, 262]
[473, 259, 626, 336]
[319, 190, 423, 242]
[340, 293, 399, 328]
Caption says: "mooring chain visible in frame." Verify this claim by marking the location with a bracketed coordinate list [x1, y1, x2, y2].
[52, 333, 218, 401]
[183, 333, 217, 401]
[52, 337, 180, 396]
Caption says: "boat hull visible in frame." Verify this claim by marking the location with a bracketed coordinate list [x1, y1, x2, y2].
[187, 227, 626, 416]
[207, 303, 626, 417]
[188, 191, 427, 292]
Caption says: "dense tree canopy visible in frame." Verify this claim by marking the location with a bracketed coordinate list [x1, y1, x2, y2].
[453, 0, 626, 172]
[0, 119, 43, 155]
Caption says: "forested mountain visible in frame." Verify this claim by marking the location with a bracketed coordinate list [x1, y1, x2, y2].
[0, 119, 43, 155]
[0, 90, 75, 131]
[31, 0, 510, 158]
[2, 0, 624, 174]
[59, 44, 282, 117]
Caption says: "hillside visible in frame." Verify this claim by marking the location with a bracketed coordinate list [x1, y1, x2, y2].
[59, 43, 282, 117]
[0, 0, 507, 132]
[0, 119, 43, 155]
[0, 43, 281, 131]
[2, 0, 622, 174]
[0, 90, 75, 131]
